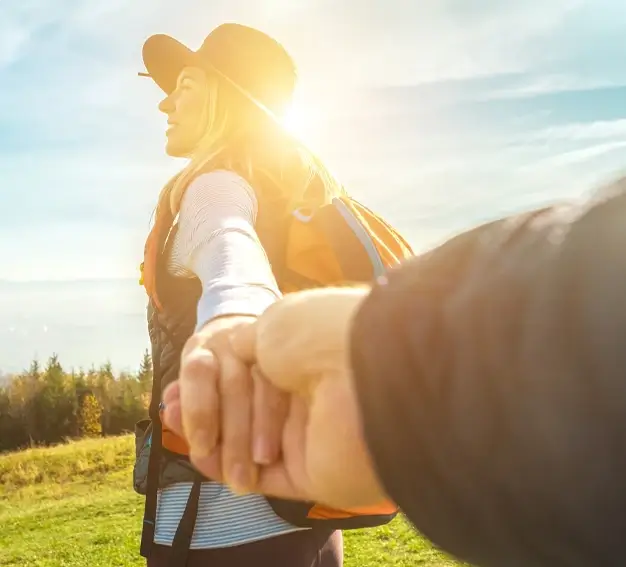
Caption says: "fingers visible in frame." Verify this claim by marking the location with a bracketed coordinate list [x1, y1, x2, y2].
[176, 315, 261, 487]
[178, 346, 220, 462]
[280, 395, 310, 487]
[162, 380, 180, 406]
[229, 320, 257, 365]
[162, 398, 182, 438]
[190, 446, 224, 482]
[162, 380, 182, 437]
[232, 288, 368, 393]
[252, 365, 289, 466]
[252, 462, 303, 502]
[247, 395, 310, 502]
[162, 382, 223, 483]
[219, 352, 257, 493]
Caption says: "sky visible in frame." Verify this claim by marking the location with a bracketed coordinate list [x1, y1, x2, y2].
[1, 0, 626, 372]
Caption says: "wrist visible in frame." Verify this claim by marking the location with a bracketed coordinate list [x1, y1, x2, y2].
[196, 314, 257, 339]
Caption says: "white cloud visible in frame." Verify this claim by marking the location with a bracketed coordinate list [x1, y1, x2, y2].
[527, 140, 626, 169]
[1, 0, 626, 285]
[527, 119, 626, 143]
[271, 0, 584, 86]
[2, 0, 626, 374]
[480, 75, 626, 100]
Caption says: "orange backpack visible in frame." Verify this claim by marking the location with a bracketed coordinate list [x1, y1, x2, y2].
[252, 193, 413, 528]
[278, 194, 413, 292]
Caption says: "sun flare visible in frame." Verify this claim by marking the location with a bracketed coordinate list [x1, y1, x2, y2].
[281, 101, 320, 146]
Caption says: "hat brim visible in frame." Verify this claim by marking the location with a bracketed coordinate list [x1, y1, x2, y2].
[142, 34, 198, 95]
[141, 33, 282, 124]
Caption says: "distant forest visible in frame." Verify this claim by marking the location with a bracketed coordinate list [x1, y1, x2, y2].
[0, 351, 152, 453]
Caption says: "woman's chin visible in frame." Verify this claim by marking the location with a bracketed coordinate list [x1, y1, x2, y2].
[165, 139, 190, 158]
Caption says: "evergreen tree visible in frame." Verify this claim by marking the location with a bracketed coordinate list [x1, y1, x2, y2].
[138, 349, 153, 390]
[77, 393, 102, 438]
[94, 361, 114, 434]
[0, 351, 152, 453]
[38, 354, 75, 443]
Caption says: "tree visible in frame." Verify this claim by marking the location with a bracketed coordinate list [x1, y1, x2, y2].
[137, 349, 153, 412]
[77, 393, 102, 438]
[0, 385, 25, 452]
[37, 354, 75, 443]
[138, 349, 152, 385]
[11, 358, 44, 443]
[0, 351, 153, 454]
[26, 359, 40, 379]
[94, 361, 115, 434]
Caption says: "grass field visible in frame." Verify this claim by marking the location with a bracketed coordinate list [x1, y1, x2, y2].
[0, 435, 459, 566]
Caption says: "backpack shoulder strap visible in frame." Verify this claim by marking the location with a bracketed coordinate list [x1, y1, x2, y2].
[316, 197, 389, 280]
[281, 196, 413, 291]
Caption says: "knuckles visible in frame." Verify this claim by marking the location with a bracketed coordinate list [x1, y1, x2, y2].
[219, 361, 252, 396]
[180, 349, 218, 380]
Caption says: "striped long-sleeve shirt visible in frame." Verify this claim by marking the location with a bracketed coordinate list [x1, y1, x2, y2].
[154, 169, 306, 549]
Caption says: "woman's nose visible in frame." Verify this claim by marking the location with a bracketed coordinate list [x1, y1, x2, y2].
[158, 94, 175, 114]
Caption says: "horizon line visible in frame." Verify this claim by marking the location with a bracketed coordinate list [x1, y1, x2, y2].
[0, 276, 137, 285]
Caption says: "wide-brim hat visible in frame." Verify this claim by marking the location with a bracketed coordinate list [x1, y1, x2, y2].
[139, 23, 297, 122]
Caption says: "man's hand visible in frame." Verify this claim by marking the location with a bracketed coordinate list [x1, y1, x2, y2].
[230, 287, 389, 509]
[162, 288, 389, 509]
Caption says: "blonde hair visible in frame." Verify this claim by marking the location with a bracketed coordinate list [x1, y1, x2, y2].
[153, 70, 344, 232]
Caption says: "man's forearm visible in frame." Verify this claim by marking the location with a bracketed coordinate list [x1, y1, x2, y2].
[349, 178, 626, 567]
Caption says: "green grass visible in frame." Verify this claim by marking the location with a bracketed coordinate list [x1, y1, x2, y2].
[0, 435, 459, 566]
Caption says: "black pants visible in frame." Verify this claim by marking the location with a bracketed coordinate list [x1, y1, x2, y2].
[147, 529, 343, 567]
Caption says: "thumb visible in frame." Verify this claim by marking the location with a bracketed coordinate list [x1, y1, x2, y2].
[229, 309, 313, 395]
[234, 288, 368, 394]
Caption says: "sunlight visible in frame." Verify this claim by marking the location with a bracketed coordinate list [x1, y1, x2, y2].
[281, 100, 321, 147]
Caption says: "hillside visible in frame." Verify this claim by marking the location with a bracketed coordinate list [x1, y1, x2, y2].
[0, 435, 459, 566]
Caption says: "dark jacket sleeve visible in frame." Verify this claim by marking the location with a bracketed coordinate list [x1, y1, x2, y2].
[350, 178, 626, 567]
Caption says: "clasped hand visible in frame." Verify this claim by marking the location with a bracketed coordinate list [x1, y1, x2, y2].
[161, 287, 387, 509]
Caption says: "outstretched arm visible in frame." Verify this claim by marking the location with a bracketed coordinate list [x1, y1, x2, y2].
[351, 179, 626, 567]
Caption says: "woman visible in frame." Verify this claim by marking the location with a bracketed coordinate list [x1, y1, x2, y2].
[136, 23, 343, 567]
[168, 176, 626, 567]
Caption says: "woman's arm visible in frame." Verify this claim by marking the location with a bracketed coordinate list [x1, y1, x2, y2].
[172, 170, 281, 330]
[350, 180, 626, 567]
[169, 170, 285, 484]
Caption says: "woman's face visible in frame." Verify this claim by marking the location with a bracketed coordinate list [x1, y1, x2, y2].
[158, 66, 208, 157]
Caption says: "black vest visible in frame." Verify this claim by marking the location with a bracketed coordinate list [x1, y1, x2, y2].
[136, 180, 393, 564]
[147, 223, 202, 421]
[147, 183, 288, 416]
